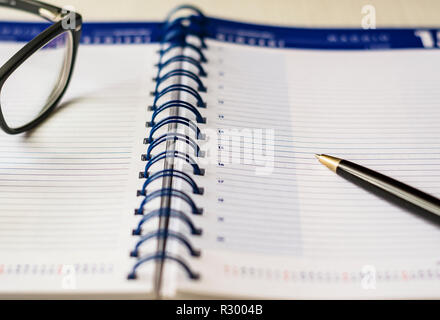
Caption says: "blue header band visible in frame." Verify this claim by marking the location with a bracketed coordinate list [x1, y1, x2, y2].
[0, 18, 438, 49]
[205, 18, 439, 50]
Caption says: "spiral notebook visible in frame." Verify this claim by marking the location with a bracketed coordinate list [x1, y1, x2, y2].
[1, 6, 440, 298]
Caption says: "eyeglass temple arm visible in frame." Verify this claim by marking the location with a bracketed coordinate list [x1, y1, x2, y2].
[0, 0, 67, 22]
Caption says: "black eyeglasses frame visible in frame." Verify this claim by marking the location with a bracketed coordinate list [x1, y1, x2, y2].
[0, 0, 82, 134]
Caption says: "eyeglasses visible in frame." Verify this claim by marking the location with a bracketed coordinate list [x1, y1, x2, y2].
[0, 0, 82, 134]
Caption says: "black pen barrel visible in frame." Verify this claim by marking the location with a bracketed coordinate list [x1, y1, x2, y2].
[336, 160, 440, 223]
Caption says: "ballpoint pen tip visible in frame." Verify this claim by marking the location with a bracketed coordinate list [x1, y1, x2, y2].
[315, 154, 321, 159]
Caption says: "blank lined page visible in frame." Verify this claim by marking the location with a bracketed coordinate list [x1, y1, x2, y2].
[178, 41, 440, 298]
[0, 44, 159, 295]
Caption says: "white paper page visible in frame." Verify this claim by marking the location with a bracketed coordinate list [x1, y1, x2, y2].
[175, 40, 440, 298]
[0, 42, 162, 296]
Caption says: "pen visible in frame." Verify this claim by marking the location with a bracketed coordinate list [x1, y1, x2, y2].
[315, 154, 440, 224]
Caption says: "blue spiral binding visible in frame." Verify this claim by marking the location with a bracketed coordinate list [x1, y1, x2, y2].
[154, 69, 207, 91]
[164, 5, 206, 25]
[145, 116, 205, 143]
[145, 132, 204, 159]
[161, 19, 207, 44]
[130, 229, 201, 257]
[156, 55, 207, 77]
[161, 9, 207, 49]
[140, 150, 205, 177]
[128, 252, 200, 280]
[137, 188, 203, 215]
[133, 208, 202, 235]
[149, 100, 206, 124]
[139, 169, 204, 195]
[152, 83, 207, 108]
[159, 44, 207, 63]
[128, 5, 207, 282]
